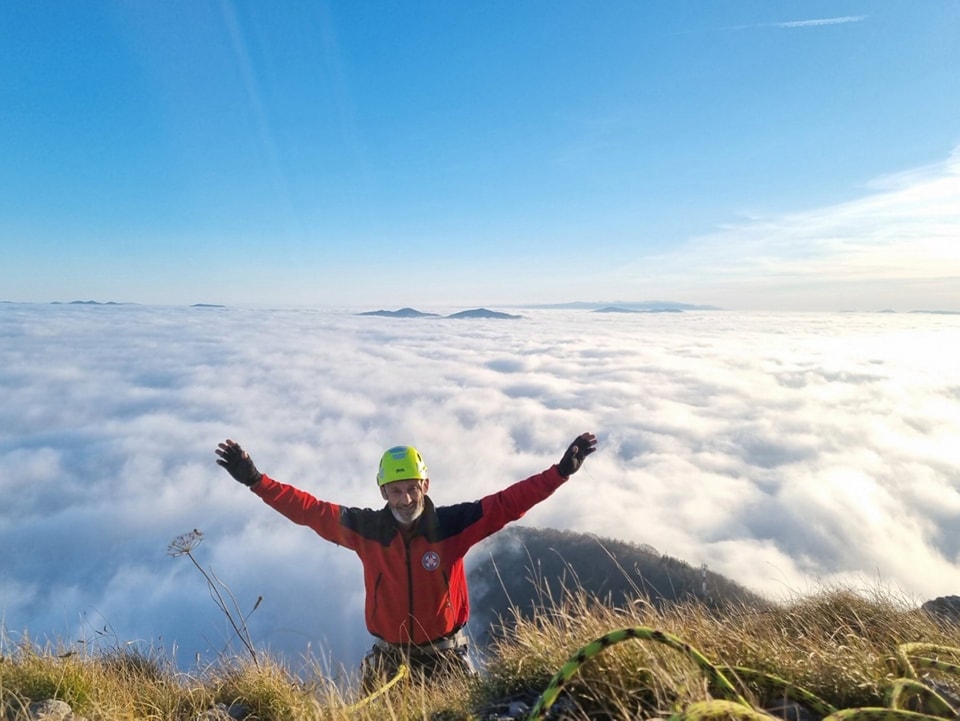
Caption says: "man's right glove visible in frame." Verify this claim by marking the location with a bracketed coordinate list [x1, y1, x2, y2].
[215, 439, 263, 486]
[557, 432, 598, 477]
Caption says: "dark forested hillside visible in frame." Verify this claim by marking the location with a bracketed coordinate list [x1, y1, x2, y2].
[466, 526, 769, 645]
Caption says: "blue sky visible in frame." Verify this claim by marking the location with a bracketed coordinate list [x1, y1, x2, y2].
[2, 2, 958, 310]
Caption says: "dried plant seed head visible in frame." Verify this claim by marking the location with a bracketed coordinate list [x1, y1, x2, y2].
[167, 529, 204, 557]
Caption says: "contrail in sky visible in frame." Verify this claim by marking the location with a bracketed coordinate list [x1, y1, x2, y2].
[691, 15, 867, 35]
[774, 16, 867, 28]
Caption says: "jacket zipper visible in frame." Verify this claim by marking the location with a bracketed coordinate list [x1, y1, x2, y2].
[441, 571, 451, 609]
[372, 573, 382, 620]
[404, 537, 415, 642]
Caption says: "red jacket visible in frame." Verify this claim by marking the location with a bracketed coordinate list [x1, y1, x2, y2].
[251, 465, 568, 645]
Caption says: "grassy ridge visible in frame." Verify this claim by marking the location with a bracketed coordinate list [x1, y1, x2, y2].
[3, 584, 960, 720]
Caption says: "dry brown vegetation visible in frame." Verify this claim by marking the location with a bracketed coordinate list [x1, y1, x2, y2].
[3, 583, 960, 720]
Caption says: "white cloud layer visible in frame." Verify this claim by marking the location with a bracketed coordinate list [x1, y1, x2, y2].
[2, 304, 959, 673]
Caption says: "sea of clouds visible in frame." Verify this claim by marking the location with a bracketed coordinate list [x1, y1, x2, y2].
[2, 303, 959, 676]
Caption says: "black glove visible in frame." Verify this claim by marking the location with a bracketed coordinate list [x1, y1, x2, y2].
[557, 432, 597, 477]
[216, 439, 262, 486]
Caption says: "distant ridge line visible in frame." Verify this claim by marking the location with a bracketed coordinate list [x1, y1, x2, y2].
[521, 300, 722, 311]
[357, 307, 521, 319]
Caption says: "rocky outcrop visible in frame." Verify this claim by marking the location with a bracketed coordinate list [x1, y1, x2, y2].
[921, 595, 960, 626]
[23, 700, 82, 721]
[12, 699, 249, 721]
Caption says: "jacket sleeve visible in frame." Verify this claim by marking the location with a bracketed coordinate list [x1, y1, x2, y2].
[250, 474, 357, 549]
[454, 464, 568, 550]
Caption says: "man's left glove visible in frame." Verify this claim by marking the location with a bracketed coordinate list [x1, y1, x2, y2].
[557, 432, 598, 477]
[216, 439, 263, 486]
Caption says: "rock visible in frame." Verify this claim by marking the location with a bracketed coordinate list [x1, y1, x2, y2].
[921, 596, 960, 626]
[26, 700, 74, 721]
[197, 703, 251, 720]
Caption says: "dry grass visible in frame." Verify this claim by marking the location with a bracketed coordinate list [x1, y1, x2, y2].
[3, 583, 960, 720]
[0, 636, 213, 720]
[481, 582, 960, 719]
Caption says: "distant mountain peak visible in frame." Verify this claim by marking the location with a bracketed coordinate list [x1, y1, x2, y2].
[357, 307, 442, 318]
[446, 308, 521, 319]
[593, 306, 683, 314]
[526, 300, 721, 311]
[357, 307, 522, 319]
[51, 300, 129, 305]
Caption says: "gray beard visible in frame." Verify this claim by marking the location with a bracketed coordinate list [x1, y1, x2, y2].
[390, 504, 424, 526]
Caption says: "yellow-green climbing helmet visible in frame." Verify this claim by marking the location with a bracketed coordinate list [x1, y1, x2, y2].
[377, 445, 428, 486]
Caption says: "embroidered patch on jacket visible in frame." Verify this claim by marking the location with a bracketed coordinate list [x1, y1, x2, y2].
[421, 551, 440, 571]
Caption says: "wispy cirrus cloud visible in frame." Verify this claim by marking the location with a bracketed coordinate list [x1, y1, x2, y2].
[617, 146, 960, 312]
[705, 15, 868, 33]
[774, 16, 867, 29]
